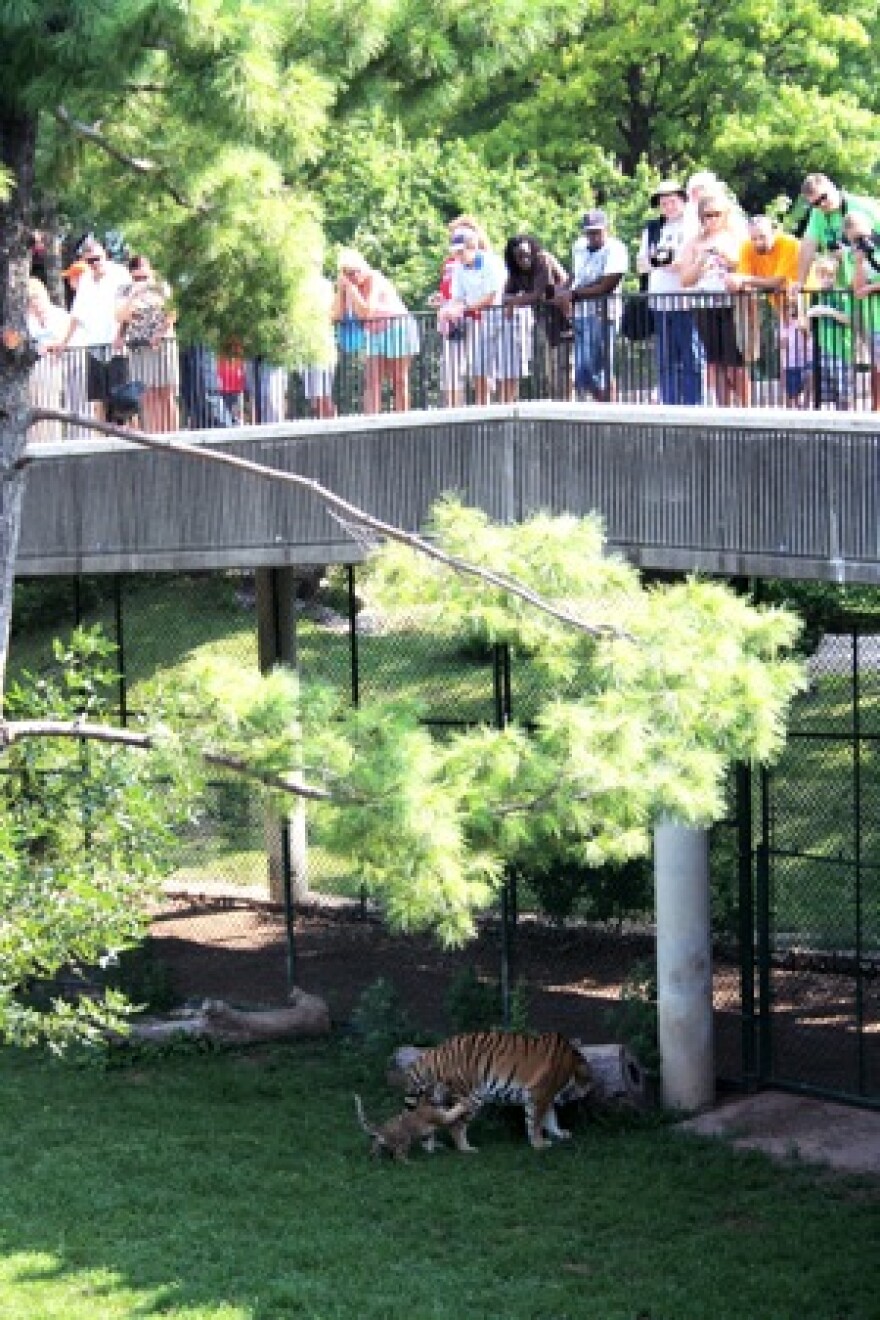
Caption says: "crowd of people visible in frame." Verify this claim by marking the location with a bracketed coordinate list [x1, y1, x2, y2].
[27, 237, 179, 438]
[327, 171, 880, 414]
[25, 170, 880, 435]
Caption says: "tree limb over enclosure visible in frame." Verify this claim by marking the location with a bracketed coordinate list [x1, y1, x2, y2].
[25, 408, 624, 641]
[0, 717, 340, 802]
[52, 106, 206, 212]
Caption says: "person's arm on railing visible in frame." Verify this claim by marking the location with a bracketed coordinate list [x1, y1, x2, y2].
[569, 272, 623, 303]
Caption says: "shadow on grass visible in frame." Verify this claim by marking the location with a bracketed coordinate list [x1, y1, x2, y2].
[1, 1040, 879, 1320]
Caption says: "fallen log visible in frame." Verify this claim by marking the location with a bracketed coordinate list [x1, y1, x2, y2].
[128, 989, 331, 1044]
[388, 1040, 650, 1110]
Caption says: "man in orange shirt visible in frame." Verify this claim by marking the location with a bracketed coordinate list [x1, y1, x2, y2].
[725, 215, 800, 402]
[728, 215, 800, 301]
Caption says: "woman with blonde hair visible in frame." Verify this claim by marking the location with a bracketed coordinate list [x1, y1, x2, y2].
[114, 254, 179, 431]
[679, 190, 750, 406]
[26, 278, 71, 440]
[333, 248, 416, 413]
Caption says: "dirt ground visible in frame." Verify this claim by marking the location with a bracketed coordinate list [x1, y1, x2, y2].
[148, 891, 746, 1080]
[146, 889, 880, 1179]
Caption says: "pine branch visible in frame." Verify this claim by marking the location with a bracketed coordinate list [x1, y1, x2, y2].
[0, 717, 342, 802]
[52, 106, 206, 212]
[26, 408, 625, 641]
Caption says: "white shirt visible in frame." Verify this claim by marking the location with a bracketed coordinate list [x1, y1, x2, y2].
[637, 215, 692, 295]
[571, 234, 629, 321]
[69, 261, 132, 346]
[450, 252, 505, 308]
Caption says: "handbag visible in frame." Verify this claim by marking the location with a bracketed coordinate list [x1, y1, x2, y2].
[108, 379, 145, 419]
[337, 313, 365, 354]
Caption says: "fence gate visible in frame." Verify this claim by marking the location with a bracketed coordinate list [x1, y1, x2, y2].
[746, 619, 880, 1106]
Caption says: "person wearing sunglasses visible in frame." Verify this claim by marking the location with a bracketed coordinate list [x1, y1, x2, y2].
[796, 173, 880, 287]
[679, 190, 750, 406]
[49, 237, 132, 423]
[114, 255, 179, 432]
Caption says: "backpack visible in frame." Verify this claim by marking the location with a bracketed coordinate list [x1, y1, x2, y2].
[621, 217, 663, 341]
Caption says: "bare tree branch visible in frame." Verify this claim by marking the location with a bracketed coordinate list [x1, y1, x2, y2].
[52, 107, 206, 213]
[0, 716, 345, 802]
[27, 408, 625, 640]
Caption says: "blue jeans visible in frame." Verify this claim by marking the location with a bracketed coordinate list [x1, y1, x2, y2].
[654, 309, 703, 405]
[574, 312, 616, 399]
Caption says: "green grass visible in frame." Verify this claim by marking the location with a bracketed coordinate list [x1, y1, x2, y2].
[1, 1041, 878, 1320]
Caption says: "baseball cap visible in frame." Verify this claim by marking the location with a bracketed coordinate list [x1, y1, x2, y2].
[581, 209, 607, 230]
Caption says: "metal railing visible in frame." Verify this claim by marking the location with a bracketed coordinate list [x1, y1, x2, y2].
[25, 291, 880, 438]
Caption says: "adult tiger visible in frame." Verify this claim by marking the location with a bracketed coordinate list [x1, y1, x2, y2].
[403, 1031, 594, 1151]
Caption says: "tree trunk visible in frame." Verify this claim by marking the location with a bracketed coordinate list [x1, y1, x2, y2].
[0, 108, 39, 709]
[126, 991, 331, 1044]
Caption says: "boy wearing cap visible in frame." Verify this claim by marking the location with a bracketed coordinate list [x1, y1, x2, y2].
[569, 209, 628, 402]
[636, 181, 704, 404]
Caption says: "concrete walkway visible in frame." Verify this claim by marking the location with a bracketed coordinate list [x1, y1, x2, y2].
[679, 1091, 880, 1177]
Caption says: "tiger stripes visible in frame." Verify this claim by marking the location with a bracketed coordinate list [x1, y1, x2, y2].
[403, 1031, 594, 1150]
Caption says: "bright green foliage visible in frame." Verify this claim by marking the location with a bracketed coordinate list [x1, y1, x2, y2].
[0, 629, 195, 1048]
[356, 500, 804, 938]
[1, 506, 805, 1040]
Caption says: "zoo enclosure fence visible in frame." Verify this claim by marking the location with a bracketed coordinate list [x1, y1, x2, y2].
[7, 569, 880, 1106]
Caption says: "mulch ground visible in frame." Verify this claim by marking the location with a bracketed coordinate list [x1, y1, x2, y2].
[149, 888, 880, 1098]
[148, 893, 748, 1080]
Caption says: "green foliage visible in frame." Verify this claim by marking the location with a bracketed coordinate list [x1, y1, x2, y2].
[605, 960, 660, 1077]
[99, 938, 177, 1015]
[444, 966, 530, 1033]
[344, 976, 414, 1057]
[0, 627, 195, 1048]
[519, 852, 654, 926]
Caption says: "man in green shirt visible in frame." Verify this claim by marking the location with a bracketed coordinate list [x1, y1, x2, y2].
[797, 173, 880, 285]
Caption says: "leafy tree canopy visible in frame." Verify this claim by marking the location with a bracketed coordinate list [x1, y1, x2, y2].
[2, 502, 804, 1048]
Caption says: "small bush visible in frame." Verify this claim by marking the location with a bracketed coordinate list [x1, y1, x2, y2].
[101, 939, 178, 1014]
[445, 967, 530, 1034]
[345, 978, 414, 1057]
[605, 960, 659, 1076]
[517, 854, 654, 926]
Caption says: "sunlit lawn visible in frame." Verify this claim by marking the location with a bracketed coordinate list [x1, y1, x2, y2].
[1, 1041, 879, 1320]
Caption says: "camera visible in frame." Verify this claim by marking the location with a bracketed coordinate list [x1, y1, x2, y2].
[855, 232, 880, 272]
[650, 245, 674, 267]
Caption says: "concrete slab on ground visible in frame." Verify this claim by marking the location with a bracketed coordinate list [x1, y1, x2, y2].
[679, 1091, 880, 1177]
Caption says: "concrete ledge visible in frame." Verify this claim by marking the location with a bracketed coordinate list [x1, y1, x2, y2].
[679, 1090, 880, 1175]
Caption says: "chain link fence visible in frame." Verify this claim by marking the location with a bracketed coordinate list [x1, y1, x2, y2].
[7, 571, 879, 1101]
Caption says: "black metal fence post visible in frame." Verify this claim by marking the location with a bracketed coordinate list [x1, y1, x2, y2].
[736, 762, 757, 1086]
[494, 641, 515, 1027]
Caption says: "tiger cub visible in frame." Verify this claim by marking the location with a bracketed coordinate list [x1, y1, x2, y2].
[354, 1093, 473, 1162]
[403, 1031, 594, 1151]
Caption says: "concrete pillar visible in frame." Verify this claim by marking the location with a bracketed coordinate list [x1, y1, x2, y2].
[255, 567, 308, 904]
[654, 820, 714, 1112]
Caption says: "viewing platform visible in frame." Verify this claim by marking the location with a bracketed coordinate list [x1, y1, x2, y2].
[18, 401, 880, 584]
